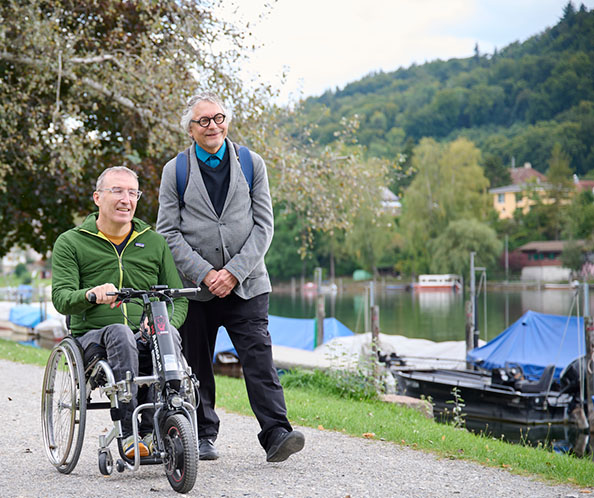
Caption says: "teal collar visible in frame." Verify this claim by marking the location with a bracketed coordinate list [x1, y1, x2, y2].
[195, 141, 227, 165]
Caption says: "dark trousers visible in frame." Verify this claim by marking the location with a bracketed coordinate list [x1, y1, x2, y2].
[180, 292, 292, 450]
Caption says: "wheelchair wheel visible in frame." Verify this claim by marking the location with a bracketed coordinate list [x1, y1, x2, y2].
[41, 336, 87, 474]
[163, 414, 198, 494]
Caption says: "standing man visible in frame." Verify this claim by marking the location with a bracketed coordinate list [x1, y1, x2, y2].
[157, 92, 304, 462]
[52, 166, 187, 458]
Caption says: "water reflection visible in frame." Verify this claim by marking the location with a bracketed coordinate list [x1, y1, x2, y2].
[269, 286, 593, 343]
[463, 418, 594, 458]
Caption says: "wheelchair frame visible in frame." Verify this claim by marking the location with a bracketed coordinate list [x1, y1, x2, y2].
[41, 287, 200, 494]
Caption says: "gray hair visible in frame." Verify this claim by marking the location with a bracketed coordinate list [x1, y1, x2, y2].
[180, 91, 232, 134]
[96, 166, 138, 191]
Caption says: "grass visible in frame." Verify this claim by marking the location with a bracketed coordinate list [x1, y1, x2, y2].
[2, 339, 594, 488]
[0, 338, 51, 366]
[217, 370, 594, 489]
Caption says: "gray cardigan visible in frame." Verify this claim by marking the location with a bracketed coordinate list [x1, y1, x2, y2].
[156, 138, 274, 301]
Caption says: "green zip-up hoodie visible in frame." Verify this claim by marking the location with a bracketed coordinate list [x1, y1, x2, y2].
[52, 213, 188, 337]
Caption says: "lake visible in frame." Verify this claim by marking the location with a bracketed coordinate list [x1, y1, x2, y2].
[269, 284, 592, 342]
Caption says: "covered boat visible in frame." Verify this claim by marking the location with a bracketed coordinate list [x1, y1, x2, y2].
[466, 310, 584, 381]
[394, 311, 584, 425]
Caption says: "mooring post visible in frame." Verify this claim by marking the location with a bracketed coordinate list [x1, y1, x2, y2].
[465, 300, 474, 369]
[315, 293, 325, 348]
[371, 304, 380, 383]
[582, 282, 594, 430]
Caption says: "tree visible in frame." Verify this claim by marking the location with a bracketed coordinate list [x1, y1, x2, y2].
[399, 137, 490, 274]
[482, 153, 510, 188]
[563, 190, 594, 240]
[0, 0, 271, 256]
[429, 219, 502, 277]
[561, 240, 585, 276]
[546, 143, 574, 238]
[265, 111, 396, 257]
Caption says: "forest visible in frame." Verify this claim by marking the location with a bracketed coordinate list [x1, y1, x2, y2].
[263, 3, 594, 280]
[298, 4, 594, 187]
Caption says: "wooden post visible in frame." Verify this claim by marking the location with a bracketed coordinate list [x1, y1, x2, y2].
[585, 315, 594, 430]
[363, 287, 370, 333]
[465, 300, 474, 369]
[315, 293, 325, 348]
[371, 304, 380, 382]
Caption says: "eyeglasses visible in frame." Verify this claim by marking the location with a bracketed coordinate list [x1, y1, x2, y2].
[190, 113, 226, 128]
[97, 187, 142, 200]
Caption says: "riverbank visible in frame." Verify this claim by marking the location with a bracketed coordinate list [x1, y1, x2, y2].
[1, 358, 590, 497]
[272, 277, 594, 294]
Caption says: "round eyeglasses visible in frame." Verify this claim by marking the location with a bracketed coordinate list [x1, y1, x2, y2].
[190, 113, 226, 128]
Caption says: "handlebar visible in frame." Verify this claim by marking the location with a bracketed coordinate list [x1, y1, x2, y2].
[106, 286, 200, 301]
[87, 286, 200, 304]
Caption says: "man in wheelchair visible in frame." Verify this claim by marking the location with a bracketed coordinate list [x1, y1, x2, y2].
[51, 166, 188, 459]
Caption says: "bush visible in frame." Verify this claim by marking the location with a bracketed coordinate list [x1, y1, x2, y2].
[280, 368, 380, 401]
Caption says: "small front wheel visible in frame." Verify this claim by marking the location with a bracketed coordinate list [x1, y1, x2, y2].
[98, 449, 113, 476]
[162, 414, 198, 494]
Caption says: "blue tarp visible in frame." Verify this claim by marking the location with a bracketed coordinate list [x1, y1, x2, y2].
[213, 315, 354, 361]
[467, 310, 585, 381]
[9, 304, 44, 328]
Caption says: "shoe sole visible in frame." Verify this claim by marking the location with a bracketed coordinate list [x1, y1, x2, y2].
[199, 452, 220, 461]
[124, 442, 149, 459]
[266, 431, 305, 462]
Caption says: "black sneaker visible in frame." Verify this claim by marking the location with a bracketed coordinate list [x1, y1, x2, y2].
[199, 438, 219, 460]
[266, 430, 305, 462]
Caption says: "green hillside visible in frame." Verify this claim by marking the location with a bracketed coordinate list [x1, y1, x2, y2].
[299, 4, 594, 182]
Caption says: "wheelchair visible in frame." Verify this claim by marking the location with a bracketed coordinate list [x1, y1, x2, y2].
[41, 286, 200, 494]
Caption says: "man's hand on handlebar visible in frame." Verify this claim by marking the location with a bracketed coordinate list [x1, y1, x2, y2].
[86, 283, 119, 307]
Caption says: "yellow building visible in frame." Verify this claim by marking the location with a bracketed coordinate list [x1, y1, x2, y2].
[490, 163, 547, 219]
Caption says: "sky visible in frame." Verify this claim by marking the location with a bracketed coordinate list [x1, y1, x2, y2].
[217, 0, 594, 103]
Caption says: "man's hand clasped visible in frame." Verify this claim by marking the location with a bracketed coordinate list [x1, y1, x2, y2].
[204, 269, 238, 298]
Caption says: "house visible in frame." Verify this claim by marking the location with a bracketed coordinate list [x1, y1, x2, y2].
[489, 163, 547, 219]
[380, 186, 401, 215]
[515, 240, 584, 282]
[490, 164, 594, 220]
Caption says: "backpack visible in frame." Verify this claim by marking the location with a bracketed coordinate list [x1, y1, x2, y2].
[175, 142, 253, 209]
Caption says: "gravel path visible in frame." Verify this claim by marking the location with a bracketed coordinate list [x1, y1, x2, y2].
[0, 359, 590, 497]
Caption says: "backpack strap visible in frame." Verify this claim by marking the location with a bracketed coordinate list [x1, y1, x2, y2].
[233, 142, 253, 192]
[175, 148, 191, 209]
[176, 143, 253, 210]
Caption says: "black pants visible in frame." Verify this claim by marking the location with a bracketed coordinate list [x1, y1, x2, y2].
[180, 293, 292, 450]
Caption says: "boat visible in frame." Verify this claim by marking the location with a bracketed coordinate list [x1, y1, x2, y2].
[394, 366, 572, 425]
[413, 274, 462, 291]
[392, 310, 585, 426]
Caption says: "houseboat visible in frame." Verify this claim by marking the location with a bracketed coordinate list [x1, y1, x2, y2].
[413, 274, 462, 291]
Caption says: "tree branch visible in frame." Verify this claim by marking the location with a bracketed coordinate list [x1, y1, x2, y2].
[1, 51, 179, 134]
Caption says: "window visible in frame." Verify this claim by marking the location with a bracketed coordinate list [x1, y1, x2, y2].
[497, 194, 504, 203]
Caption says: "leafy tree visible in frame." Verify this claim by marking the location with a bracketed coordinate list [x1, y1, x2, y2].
[563, 189, 594, 240]
[0, 0, 270, 256]
[429, 219, 502, 280]
[482, 153, 510, 188]
[266, 112, 395, 257]
[399, 137, 490, 273]
[265, 211, 320, 280]
[561, 240, 585, 275]
[546, 143, 574, 238]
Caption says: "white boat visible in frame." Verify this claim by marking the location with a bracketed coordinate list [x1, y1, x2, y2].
[413, 274, 462, 291]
